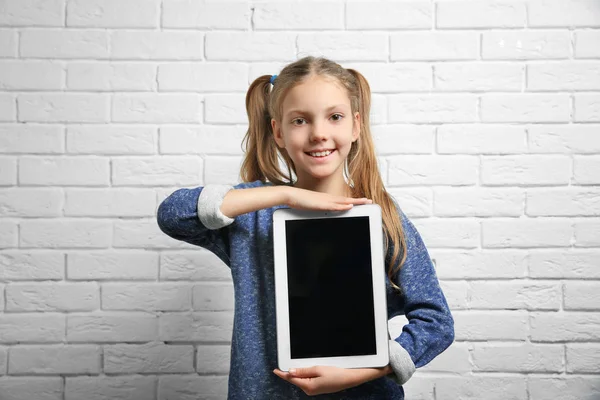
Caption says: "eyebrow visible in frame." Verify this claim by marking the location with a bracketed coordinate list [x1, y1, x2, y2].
[285, 104, 348, 117]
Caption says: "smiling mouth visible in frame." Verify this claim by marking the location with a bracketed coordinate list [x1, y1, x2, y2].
[306, 149, 335, 157]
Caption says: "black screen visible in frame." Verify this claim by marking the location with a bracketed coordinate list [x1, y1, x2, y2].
[285, 216, 376, 359]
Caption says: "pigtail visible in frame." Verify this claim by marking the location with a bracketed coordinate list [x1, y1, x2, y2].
[240, 76, 292, 184]
[347, 68, 407, 292]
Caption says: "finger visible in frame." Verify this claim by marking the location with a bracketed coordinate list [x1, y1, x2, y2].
[273, 369, 290, 380]
[289, 366, 320, 378]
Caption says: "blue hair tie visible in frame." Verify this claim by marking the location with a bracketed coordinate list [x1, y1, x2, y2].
[270, 74, 277, 85]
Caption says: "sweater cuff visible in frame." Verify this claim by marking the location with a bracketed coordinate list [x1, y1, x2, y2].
[387, 339, 416, 385]
[197, 184, 235, 229]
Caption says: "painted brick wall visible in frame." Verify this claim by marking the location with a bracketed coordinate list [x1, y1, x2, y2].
[1, 0, 599, 399]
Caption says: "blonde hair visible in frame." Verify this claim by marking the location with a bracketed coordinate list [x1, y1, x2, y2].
[241, 56, 407, 290]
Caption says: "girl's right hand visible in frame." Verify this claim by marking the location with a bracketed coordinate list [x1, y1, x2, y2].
[285, 187, 372, 211]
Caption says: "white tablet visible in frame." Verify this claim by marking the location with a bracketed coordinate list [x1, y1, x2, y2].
[272, 204, 389, 371]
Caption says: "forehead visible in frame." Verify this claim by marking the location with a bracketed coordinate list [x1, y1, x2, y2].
[281, 75, 350, 115]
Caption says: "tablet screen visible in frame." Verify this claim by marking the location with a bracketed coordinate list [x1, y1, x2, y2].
[285, 216, 376, 359]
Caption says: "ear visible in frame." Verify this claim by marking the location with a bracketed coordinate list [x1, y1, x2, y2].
[352, 112, 360, 142]
[271, 118, 285, 148]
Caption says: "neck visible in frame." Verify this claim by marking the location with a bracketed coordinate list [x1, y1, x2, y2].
[293, 173, 352, 197]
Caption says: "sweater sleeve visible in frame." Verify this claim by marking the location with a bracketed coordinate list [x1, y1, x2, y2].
[156, 184, 234, 266]
[385, 207, 455, 384]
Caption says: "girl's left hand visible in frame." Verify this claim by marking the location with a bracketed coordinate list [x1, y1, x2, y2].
[273, 365, 388, 396]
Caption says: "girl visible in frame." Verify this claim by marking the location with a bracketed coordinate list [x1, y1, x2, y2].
[157, 56, 454, 399]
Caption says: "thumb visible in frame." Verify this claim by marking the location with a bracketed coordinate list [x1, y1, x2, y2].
[289, 366, 320, 378]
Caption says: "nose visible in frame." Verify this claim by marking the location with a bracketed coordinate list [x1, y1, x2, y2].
[309, 120, 328, 142]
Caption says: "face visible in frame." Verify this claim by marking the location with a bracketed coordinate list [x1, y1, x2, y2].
[271, 75, 360, 185]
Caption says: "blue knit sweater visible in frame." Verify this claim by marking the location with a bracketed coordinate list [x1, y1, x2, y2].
[157, 180, 454, 399]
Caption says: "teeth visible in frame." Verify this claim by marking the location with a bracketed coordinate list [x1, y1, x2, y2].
[309, 150, 333, 157]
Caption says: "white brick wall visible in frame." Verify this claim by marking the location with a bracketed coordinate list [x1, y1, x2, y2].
[0, 0, 599, 399]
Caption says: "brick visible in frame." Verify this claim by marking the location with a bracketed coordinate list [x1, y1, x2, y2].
[21, 30, 109, 59]
[67, 62, 156, 91]
[437, 1, 526, 29]
[528, 124, 600, 154]
[481, 155, 571, 185]
[409, 218, 480, 248]
[0, 30, 17, 57]
[470, 281, 561, 310]
[564, 282, 600, 311]
[530, 377, 600, 400]
[9, 345, 100, 375]
[435, 62, 523, 91]
[433, 250, 527, 280]
[206, 32, 295, 61]
[453, 311, 528, 341]
[196, 345, 230, 374]
[0, 220, 17, 248]
[67, 314, 158, 342]
[388, 155, 478, 185]
[18, 93, 109, 123]
[344, 62, 432, 93]
[159, 312, 233, 342]
[67, 125, 156, 155]
[158, 62, 248, 92]
[0, 378, 63, 400]
[159, 126, 245, 155]
[162, 0, 249, 29]
[68, 251, 158, 280]
[193, 282, 234, 311]
[566, 344, 600, 373]
[576, 155, 600, 186]
[160, 250, 233, 281]
[391, 32, 478, 61]
[472, 343, 563, 372]
[0, 346, 6, 375]
[402, 376, 435, 400]
[204, 156, 243, 185]
[19, 156, 109, 186]
[0, 94, 16, 121]
[574, 94, 600, 122]
[575, 30, 600, 58]
[482, 31, 570, 60]
[6, 282, 99, 312]
[102, 283, 191, 311]
[105, 343, 193, 373]
[575, 220, 600, 247]
[255, 2, 343, 30]
[530, 312, 600, 342]
[528, 62, 600, 91]
[298, 33, 388, 61]
[436, 376, 526, 400]
[65, 188, 156, 217]
[20, 219, 111, 248]
[389, 94, 478, 123]
[67, 0, 159, 28]
[0, 252, 64, 280]
[112, 156, 202, 186]
[371, 94, 387, 124]
[387, 187, 431, 218]
[0, 157, 16, 185]
[347, 2, 431, 30]
[111, 31, 203, 60]
[418, 342, 470, 373]
[0, 124, 63, 153]
[372, 125, 433, 156]
[435, 187, 523, 217]
[0, 0, 64, 26]
[66, 376, 156, 400]
[529, 0, 600, 28]
[527, 188, 600, 216]
[204, 94, 246, 124]
[158, 375, 228, 400]
[438, 281, 468, 310]
[482, 218, 572, 248]
[530, 250, 600, 278]
[0, 188, 62, 217]
[481, 94, 570, 122]
[0, 314, 65, 343]
[0, 61, 64, 90]
[438, 124, 526, 154]
[112, 94, 201, 123]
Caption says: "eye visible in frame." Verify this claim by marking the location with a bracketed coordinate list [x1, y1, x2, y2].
[331, 113, 343, 121]
[291, 118, 306, 126]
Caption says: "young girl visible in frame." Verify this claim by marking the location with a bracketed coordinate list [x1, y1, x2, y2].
[157, 56, 454, 399]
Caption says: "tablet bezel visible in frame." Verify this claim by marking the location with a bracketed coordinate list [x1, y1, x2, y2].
[272, 204, 389, 371]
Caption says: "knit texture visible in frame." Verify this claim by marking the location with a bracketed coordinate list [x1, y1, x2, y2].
[157, 180, 455, 399]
